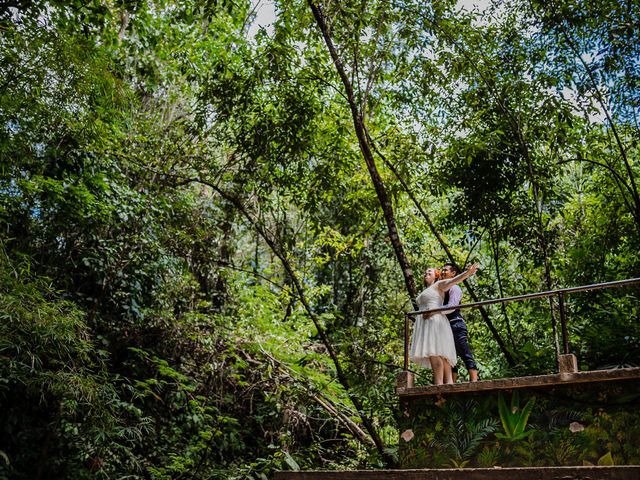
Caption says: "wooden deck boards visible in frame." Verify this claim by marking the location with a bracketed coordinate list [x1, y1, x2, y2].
[397, 367, 640, 397]
[275, 465, 640, 479]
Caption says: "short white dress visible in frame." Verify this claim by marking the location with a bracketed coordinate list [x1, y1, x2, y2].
[409, 283, 457, 368]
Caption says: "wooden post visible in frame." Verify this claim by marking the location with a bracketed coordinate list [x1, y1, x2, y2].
[558, 354, 578, 374]
[404, 315, 410, 371]
[558, 292, 570, 354]
[396, 371, 414, 391]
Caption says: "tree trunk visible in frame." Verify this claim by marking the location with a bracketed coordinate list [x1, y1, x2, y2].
[308, 1, 417, 306]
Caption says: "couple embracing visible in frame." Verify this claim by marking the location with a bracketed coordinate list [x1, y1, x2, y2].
[409, 263, 479, 385]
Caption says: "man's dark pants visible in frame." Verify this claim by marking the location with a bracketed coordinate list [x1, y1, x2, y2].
[450, 318, 477, 374]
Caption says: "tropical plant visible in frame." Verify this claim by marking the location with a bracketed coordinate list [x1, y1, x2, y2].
[585, 451, 615, 466]
[477, 445, 501, 468]
[496, 391, 536, 442]
[429, 400, 499, 468]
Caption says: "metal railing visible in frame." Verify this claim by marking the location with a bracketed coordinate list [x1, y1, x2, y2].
[403, 277, 640, 371]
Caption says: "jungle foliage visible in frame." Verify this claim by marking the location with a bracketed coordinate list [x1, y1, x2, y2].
[0, 0, 638, 478]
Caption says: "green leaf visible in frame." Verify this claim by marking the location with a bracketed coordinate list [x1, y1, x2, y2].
[598, 452, 614, 466]
[514, 397, 536, 436]
[283, 452, 300, 470]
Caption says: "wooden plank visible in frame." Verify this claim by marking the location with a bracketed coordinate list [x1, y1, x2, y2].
[275, 466, 640, 479]
[397, 367, 640, 397]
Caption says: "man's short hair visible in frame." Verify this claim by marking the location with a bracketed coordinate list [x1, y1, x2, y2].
[443, 262, 460, 275]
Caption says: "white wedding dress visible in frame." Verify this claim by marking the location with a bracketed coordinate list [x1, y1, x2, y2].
[409, 283, 457, 368]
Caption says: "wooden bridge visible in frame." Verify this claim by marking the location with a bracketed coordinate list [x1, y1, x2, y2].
[278, 367, 640, 478]
[277, 279, 640, 479]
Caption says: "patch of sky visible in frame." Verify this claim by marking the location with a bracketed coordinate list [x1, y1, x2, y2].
[456, 0, 498, 27]
[247, 0, 277, 41]
[1, 178, 22, 199]
[457, 0, 492, 14]
[33, 143, 46, 156]
[5, 120, 21, 135]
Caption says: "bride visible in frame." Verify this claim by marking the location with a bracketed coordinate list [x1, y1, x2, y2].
[410, 263, 479, 385]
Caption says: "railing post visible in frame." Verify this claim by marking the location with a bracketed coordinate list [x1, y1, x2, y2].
[558, 291, 569, 355]
[404, 315, 410, 371]
[398, 315, 414, 391]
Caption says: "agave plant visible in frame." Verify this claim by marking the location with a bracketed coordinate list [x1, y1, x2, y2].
[496, 391, 536, 442]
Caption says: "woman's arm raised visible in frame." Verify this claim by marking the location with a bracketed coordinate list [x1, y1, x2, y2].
[437, 263, 479, 292]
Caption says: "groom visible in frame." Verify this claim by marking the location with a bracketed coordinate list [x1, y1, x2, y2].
[441, 263, 479, 382]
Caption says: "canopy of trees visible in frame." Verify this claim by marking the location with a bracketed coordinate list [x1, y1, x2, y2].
[1, 0, 638, 478]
